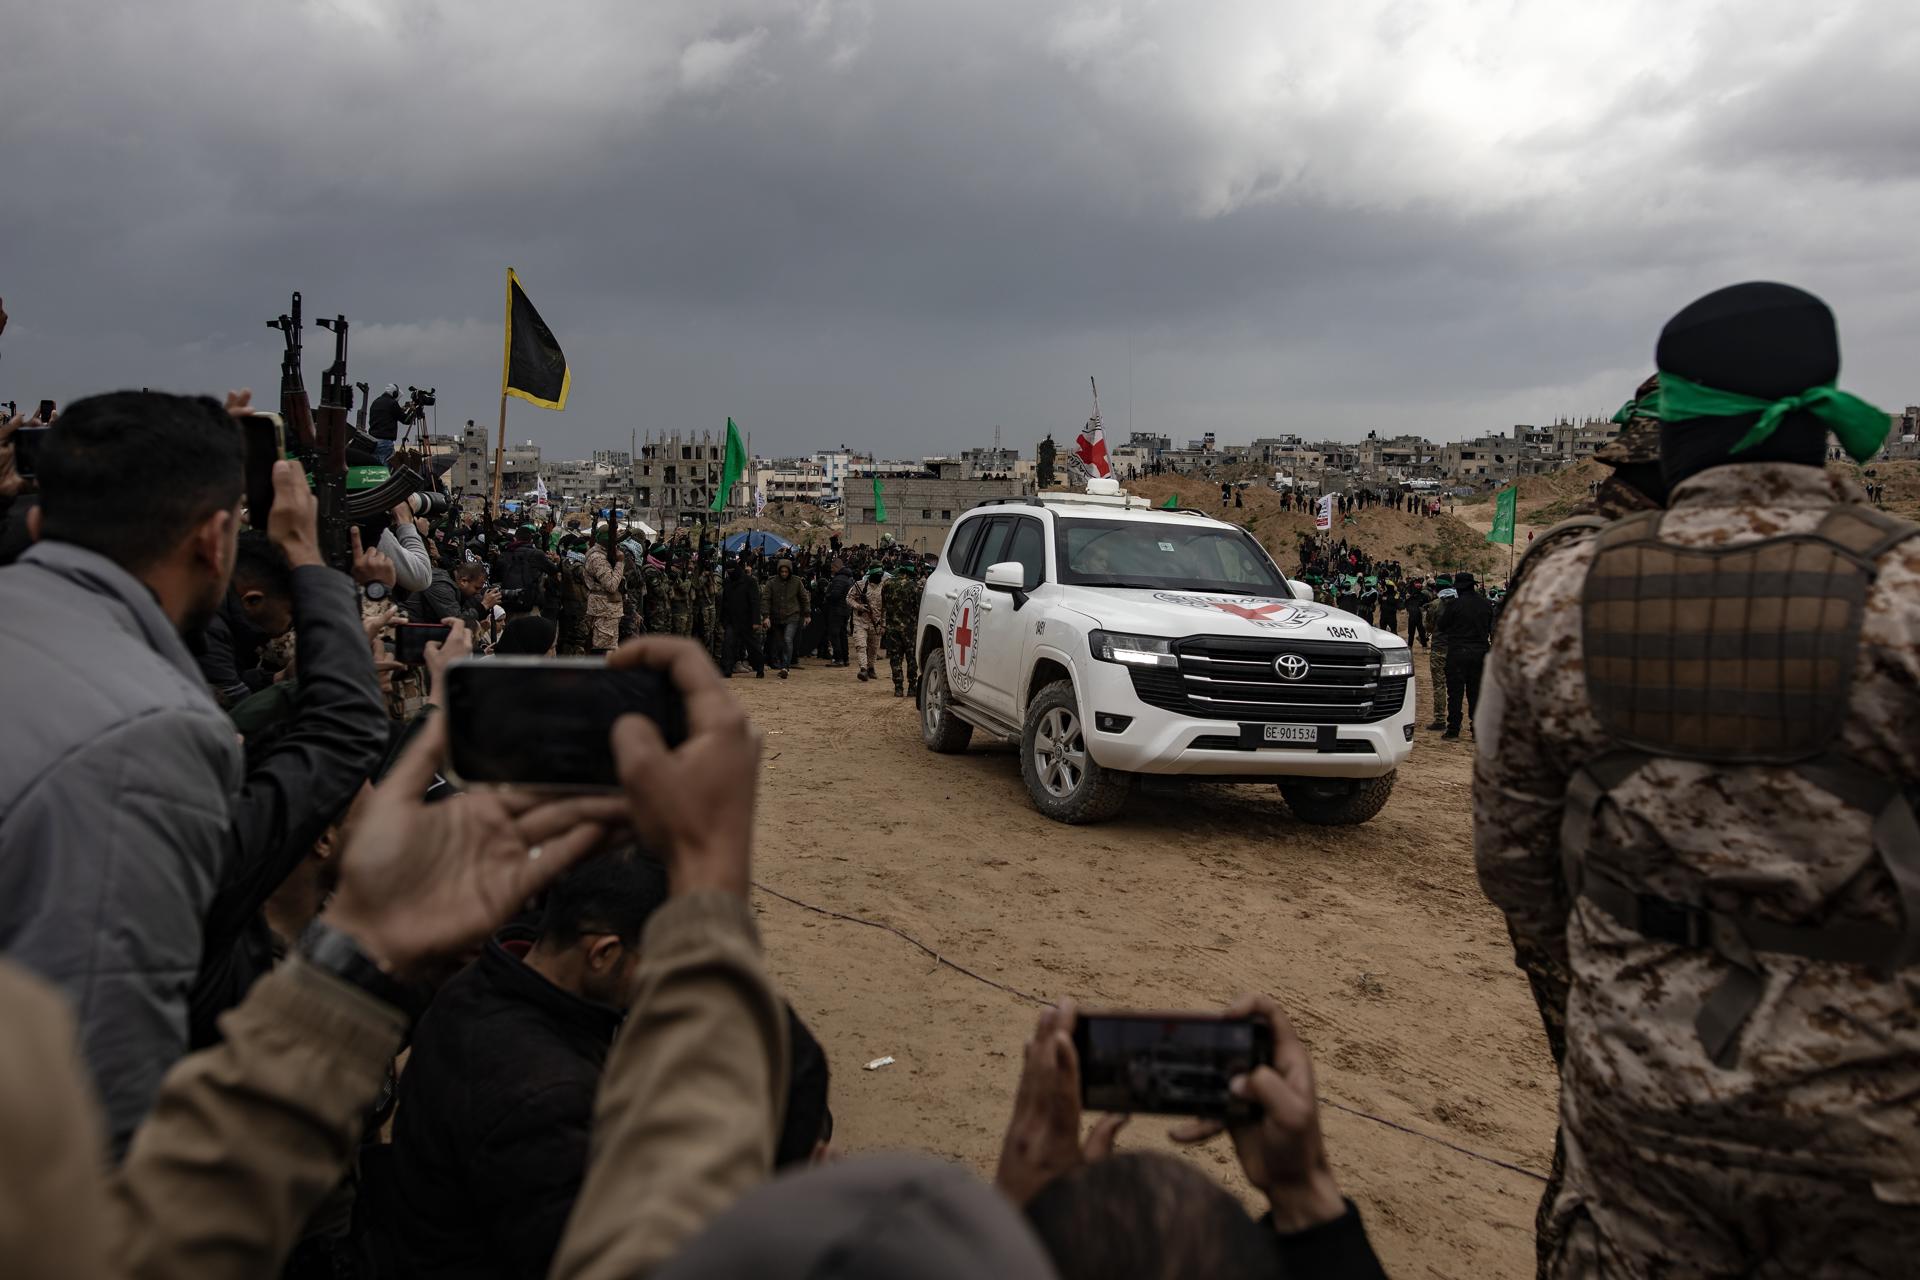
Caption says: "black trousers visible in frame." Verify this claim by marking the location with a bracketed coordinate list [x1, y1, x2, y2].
[722, 624, 765, 676]
[1446, 649, 1486, 731]
[828, 606, 850, 663]
[1379, 608, 1399, 637]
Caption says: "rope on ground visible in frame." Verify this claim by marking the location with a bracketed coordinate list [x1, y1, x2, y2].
[752, 879, 1550, 1185]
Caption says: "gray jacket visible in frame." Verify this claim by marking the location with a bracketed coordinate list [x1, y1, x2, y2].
[0, 542, 243, 1152]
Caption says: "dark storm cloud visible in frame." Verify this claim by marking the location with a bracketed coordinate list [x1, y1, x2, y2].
[3, 0, 1916, 456]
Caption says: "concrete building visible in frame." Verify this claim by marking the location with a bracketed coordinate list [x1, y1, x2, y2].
[846, 463, 1032, 551]
[811, 449, 855, 502]
[752, 460, 829, 504]
[635, 429, 750, 528]
[450, 418, 542, 500]
[536, 457, 629, 510]
[958, 445, 1023, 479]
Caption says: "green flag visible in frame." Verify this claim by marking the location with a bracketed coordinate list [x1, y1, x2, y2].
[872, 474, 888, 524]
[1161, 494, 1179, 509]
[711, 418, 745, 513]
[1486, 485, 1517, 545]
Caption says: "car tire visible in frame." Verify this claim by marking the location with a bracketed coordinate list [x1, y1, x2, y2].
[1278, 771, 1396, 826]
[1020, 680, 1132, 824]
[920, 660, 973, 754]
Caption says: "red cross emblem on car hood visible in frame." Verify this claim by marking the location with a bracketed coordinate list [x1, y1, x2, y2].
[1207, 601, 1288, 621]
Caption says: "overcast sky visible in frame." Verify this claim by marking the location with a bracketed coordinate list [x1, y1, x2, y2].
[4, 0, 1916, 459]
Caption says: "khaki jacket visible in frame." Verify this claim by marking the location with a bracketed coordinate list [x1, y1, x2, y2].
[1, 956, 406, 1280]
[553, 892, 790, 1278]
[1, 893, 785, 1280]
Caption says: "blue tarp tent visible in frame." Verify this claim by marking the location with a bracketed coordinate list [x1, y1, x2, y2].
[723, 530, 795, 554]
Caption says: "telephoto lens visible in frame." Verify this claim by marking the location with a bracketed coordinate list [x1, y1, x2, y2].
[406, 491, 452, 517]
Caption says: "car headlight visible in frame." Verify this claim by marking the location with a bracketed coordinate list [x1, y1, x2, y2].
[1089, 630, 1178, 669]
[1379, 646, 1414, 677]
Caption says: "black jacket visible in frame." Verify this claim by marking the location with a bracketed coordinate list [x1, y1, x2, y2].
[188, 565, 389, 1048]
[499, 543, 556, 608]
[1438, 590, 1496, 656]
[407, 566, 469, 628]
[827, 570, 855, 616]
[379, 935, 622, 1280]
[721, 572, 761, 629]
[368, 391, 403, 441]
[195, 590, 273, 707]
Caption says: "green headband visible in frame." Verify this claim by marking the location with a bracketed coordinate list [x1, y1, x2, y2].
[1609, 396, 1652, 425]
[1658, 371, 1889, 464]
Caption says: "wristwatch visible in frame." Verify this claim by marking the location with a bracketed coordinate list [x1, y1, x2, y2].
[298, 919, 419, 1018]
[363, 581, 391, 603]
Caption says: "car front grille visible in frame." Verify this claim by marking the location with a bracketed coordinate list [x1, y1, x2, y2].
[1127, 636, 1406, 725]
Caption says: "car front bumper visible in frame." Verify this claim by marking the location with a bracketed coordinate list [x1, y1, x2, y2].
[1079, 659, 1417, 778]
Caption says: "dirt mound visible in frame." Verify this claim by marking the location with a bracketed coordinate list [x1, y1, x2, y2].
[718, 501, 843, 548]
[1125, 477, 1502, 578]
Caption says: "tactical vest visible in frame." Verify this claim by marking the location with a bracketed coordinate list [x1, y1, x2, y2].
[1564, 503, 1920, 1067]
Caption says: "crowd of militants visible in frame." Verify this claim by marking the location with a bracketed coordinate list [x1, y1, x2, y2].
[428, 513, 939, 695]
[0, 374, 1385, 1279]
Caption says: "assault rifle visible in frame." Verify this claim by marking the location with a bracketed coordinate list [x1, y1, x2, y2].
[267, 292, 431, 572]
[266, 292, 317, 454]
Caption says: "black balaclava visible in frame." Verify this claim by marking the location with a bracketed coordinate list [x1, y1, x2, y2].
[1656, 282, 1838, 491]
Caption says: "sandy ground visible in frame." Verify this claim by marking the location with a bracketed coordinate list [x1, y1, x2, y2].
[734, 656, 1557, 1280]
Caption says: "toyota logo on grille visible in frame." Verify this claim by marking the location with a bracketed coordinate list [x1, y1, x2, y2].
[1274, 653, 1310, 681]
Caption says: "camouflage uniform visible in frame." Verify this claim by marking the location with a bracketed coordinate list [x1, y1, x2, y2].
[641, 562, 669, 636]
[1508, 374, 1665, 1274]
[881, 570, 922, 695]
[847, 575, 884, 678]
[583, 543, 624, 653]
[695, 566, 722, 663]
[1475, 462, 1920, 1278]
[1581, 372, 1667, 521]
[667, 565, 695, 636]
[558, 557, 591, 655]
[1422, 591, 1449, 728]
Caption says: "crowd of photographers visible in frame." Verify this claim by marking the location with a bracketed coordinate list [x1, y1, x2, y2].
[0, 389, 1386, 1280]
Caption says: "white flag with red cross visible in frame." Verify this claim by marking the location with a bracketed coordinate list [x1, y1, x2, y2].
[1074, 414, 1111, 480]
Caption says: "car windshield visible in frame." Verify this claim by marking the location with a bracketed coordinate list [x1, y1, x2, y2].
[1055, 518, 1288, 594]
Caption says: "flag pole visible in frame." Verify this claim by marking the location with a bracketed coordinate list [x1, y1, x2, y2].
[491, 391, 507, 514]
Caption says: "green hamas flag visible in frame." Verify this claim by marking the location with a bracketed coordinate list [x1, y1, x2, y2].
[502, 268, 570, 410]
[872, 474, 888, 524]
[711, 418, 745, 513]
[1486, 485, 1517, 545]
[1161, 494, 1179, 509]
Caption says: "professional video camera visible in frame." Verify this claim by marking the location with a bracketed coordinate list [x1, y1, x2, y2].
[399, 385, 436, 426]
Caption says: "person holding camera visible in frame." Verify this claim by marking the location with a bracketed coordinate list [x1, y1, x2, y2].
[368, 383, 404, 466]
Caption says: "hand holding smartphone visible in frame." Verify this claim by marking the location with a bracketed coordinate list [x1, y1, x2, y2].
[392, 622, 453, 667]
[442, 657, 689, 790]
[243, 412, 287, 528]
[11, 425, 51, 480]
[1072, 1010, 1273, 1119]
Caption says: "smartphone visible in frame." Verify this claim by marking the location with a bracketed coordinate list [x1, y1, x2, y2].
[243, 412, 286, 528]
[442, 657, 688, 790]
[392, 622, 453, 667]
[12, 425, 51, 480]
[1072, 1011, 1274, 1118]
[35, 399, 56, 424]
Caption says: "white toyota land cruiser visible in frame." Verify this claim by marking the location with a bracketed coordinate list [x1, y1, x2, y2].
[913, 479, 1415, 825]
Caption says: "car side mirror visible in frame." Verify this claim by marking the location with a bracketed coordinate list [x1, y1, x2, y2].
[1289, 580, 1314, 602]
[985, 560, 1030, 609]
